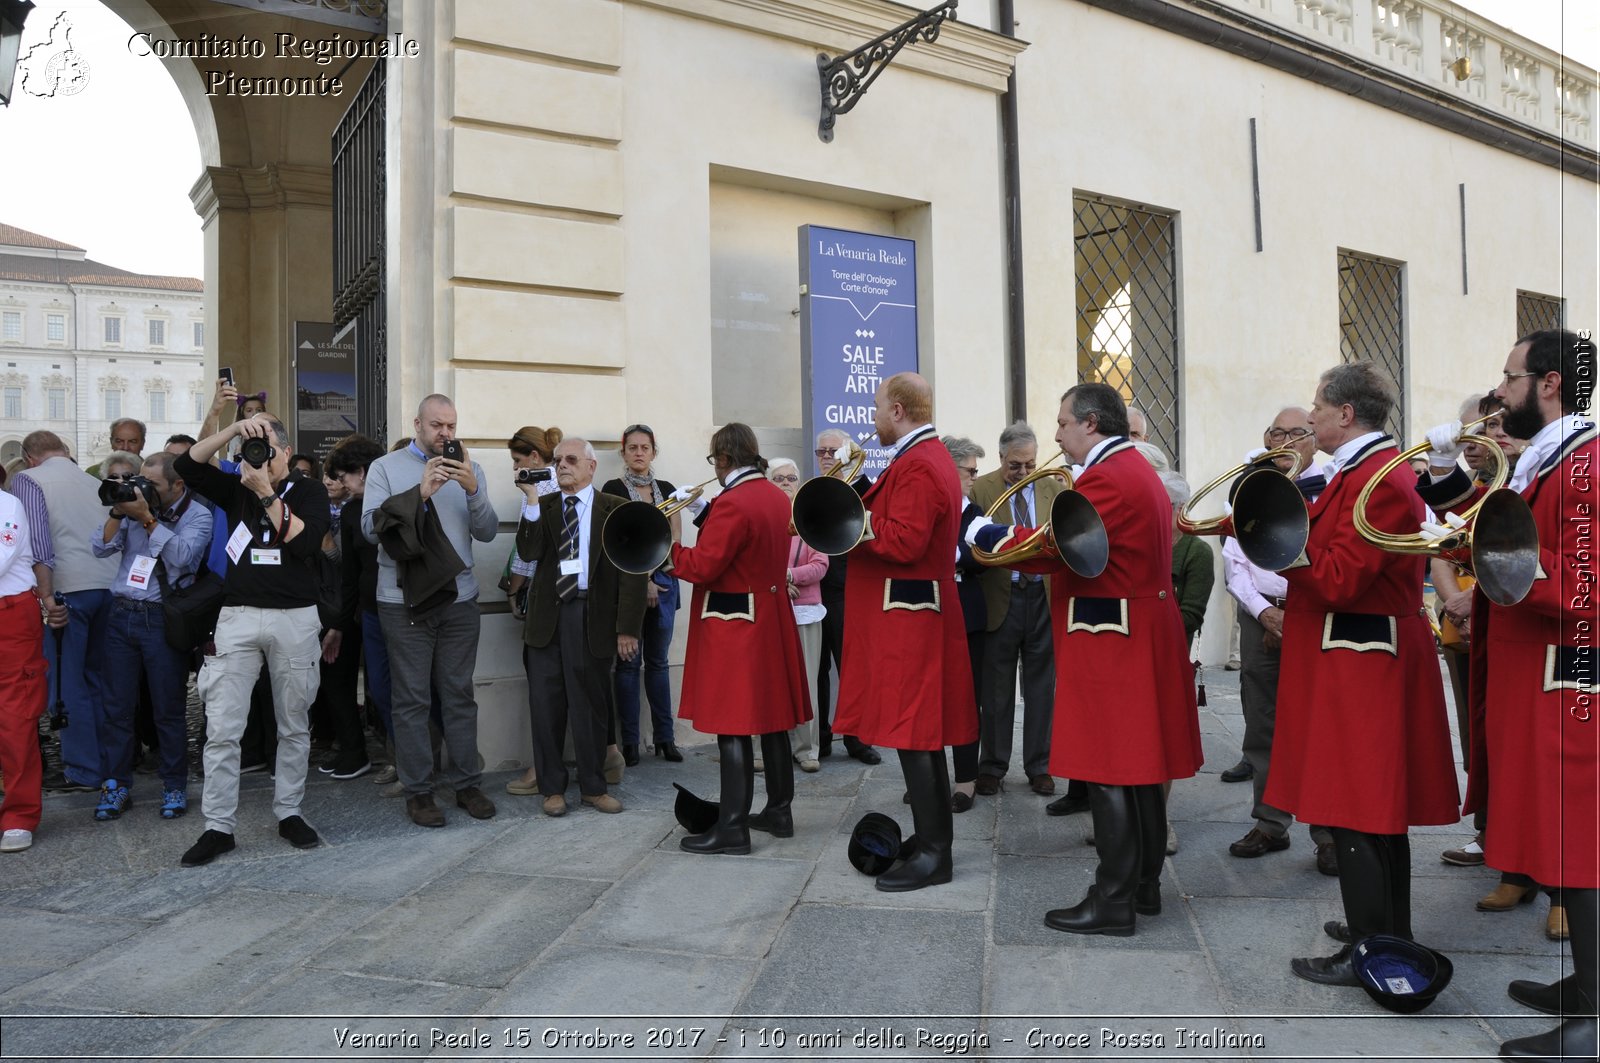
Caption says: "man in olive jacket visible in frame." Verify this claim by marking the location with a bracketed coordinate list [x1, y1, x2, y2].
[517, 438, 646, 817]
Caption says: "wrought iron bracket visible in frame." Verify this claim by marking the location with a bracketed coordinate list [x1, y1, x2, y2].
[817, 1, 958, 143]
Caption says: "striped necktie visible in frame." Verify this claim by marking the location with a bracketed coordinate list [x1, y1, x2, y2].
[556, 496, 580, 601]
[1012, 490, 1038, 583]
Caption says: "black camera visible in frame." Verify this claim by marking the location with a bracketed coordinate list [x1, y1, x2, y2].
[516, 468, 552, 485]
[98, 474, 160, 512]
[240, 436, 275, 468]
[442, 438, 464, 463]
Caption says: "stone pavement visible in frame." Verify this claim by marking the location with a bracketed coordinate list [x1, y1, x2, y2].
[0, 667, 1572, 1061]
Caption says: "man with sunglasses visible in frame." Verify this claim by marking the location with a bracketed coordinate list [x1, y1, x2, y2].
[362, 395, 500, 829]
[1220, 407, 1337, 875]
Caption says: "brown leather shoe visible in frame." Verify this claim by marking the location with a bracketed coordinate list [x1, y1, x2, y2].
[455, 786, 496, 820]
[1546, 904, 1569, 940]
[974, 775, 1002, 796]
[1315, 841, 1339, 876]
[1229, 827, 1291, 858]
[583, 793, 623, 814]
[1477, 882, 1538, 911]
[406, 793, 445, 828]
[541, 794, 567, 817]
[1029, 774, 1056, 796]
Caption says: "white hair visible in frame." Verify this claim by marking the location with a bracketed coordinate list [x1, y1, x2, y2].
[816, 428, 849, 447]
[1132, 440, 1170, 471]
[769, 457, 800, 476]
[560, 437, 598, 461]
[1159, 471, 1192, 507]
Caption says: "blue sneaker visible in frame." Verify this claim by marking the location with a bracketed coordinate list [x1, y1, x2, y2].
[94, 780, 131, 821]
[160, 789, 188, 819]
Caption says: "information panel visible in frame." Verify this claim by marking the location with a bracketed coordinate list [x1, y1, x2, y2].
[798, 225, 918, 477]
[292, 321, 359, 461]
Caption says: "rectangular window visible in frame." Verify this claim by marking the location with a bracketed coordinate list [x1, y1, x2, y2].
[193, 322, 204, 348]
[104, 389, 122, 420]
[1, 311, 20, 342]
[149, 391, 166, 422]
[1516, 290, 1564, 337]
[193, 392, 204, 422]
[1074, 193, 1182, 466]
[148, 319, 166, 347]
[47, 388, 66, 420]
[2, 387, 20, 420]
[104, 317, 122, 344]
[46, 314, 65, 342]
[1337, 249, 1407, 440]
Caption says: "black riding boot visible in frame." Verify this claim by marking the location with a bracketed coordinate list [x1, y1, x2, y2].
[877, 750, 953, 892]
[1294, 828, 1392, 985]
[1132, 783, 1167, 916]
[1384, 832, 1413, 940]
[750, 731, 795, 838]
[681, 735, 753, 855]
[1501, 887, 1599, 1060]
[1046, 784, 1138, 936]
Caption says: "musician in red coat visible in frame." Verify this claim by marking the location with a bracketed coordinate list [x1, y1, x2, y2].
[1419, 329, 1597, 1061]
[970, 382, 1201, 937]
[669, 422, 812, 856]
[831, 372, 977, 892]
[1265, 362, 1458, 989]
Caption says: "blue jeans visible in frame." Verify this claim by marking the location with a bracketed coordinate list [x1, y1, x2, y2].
[361, 609, 393, 738]
[615, 582, 676, 746]
[99, 598, 189, 789]
[45, 588, 111, 787]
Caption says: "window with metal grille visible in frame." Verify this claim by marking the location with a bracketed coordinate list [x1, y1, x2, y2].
[1516, 290, 1564, 337]
[47, 388, 66, 420]
[47, 314, 65, 342]
[1337, 249, 1406, 439]
[1, 311, 20, 342]
[1074, 194, 1181, 466]
[104, 317, 122, 345]
[3, 387, 20, 420]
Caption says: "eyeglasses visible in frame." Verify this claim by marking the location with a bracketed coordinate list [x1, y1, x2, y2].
[1004, 461, 1036, 473]
[1264, 427, 1312, 443]
[623, 424, 653, 437]
[958, 465, 979, 476]
[771, 474, 799, 483]
[705, 454, 720, 466]
[813, 448, 835, 458]
[554, 455, 584, 466]
[1501, 370, 1539, 385]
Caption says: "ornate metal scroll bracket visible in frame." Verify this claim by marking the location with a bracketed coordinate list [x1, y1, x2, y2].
[817, 0, 958, 143]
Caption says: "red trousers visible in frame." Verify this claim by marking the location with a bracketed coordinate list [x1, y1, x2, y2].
[0, 591, 47, 833]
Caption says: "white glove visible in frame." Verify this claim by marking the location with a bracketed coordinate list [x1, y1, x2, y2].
[670, 487, 697, 504]
[1419, 511, 1468, 542]
[670, 487, 707, 516]
[1244, 446, 1269, 463]
[963, 513, 995, 546]
[1425, 420, 1464, 465]
[834, 444, 853, 464]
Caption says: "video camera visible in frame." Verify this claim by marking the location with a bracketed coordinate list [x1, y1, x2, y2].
[98, 475, 160, 512]
[516, 468, 552, 485]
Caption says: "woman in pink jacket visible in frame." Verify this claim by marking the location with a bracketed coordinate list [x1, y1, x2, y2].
[769, 459, 829, 772]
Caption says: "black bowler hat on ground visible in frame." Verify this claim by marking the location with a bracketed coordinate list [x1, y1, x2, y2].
[672, 783, 719, 835]
[1352, 935, 1454, 1013]
[848, 812, 910, 876]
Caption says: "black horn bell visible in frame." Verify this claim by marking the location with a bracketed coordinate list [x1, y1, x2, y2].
[601, 501, 672, 575]
[792, 476, 867, 556]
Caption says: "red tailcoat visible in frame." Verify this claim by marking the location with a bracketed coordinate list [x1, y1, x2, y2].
[670, 472, 811, 736]
[832, 431, 977, 750]
[983, 442, 1202, 784]
[1426, 424, 1598, 887]
[1266, 435, 1459, 834]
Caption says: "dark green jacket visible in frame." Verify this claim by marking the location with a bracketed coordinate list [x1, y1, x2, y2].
[1171, 533, 1215, 643]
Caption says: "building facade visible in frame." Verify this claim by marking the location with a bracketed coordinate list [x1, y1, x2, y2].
[0, 223, 206, 466]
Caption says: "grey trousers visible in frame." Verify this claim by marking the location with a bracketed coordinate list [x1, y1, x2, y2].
[379, 599, 483, 796]
[980, 578, 1054, 780]
[523, 597, 611, 798]
[196, 605, 320, 833]
[1240, 607, 1331, 845]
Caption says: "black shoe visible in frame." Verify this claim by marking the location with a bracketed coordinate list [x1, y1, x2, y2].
[1507, 974, 1582, 1017]
[278, 815, 320, 849]
[656, 742, 683, 763]
[1499, 1017, 1598, 1059]
[950, 791, 974, 814]
[1045, 885, 1136, 936]
[876, 749, 953, 893]
[1135, 880, 1161, 916]
[1220, 758, 1254, 783]
[1290, 945, 1360, 986]
[1046, 794, 1091, 817]
[683, 735, 753, 855]
[180, 829, 236, 867]
[622, 744, 641, 767]
[818, 741, 833, 759]
[680, 826, 751, 854]
[1323, 919, 1354, 944]
[42, 771, 97, 794]
[749, 808, 794, 838]
[846, 742, 882, 766]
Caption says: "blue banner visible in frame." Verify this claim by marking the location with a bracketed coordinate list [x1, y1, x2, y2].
[799, 225, 918, 476]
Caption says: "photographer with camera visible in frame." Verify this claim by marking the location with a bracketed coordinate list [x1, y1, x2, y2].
[362, 394, 499, 829]
[9, 431, 118, 793]
[89, 453, 213, 822]
[172, 412, 330, 866]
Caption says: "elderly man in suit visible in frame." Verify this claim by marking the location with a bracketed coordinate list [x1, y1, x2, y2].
[517, 438, 647, 817]
[969, 422, 1063, 799]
